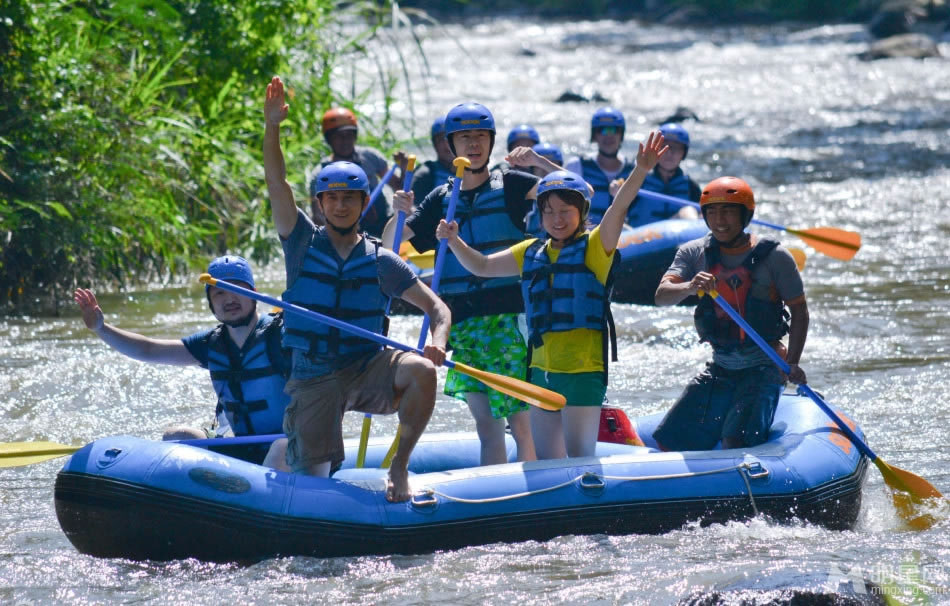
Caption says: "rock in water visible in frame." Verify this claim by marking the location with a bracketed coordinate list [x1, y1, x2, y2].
[858, 33, 941, 60]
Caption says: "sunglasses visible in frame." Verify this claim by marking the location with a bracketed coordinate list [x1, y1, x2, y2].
[596, 126, 619, 135]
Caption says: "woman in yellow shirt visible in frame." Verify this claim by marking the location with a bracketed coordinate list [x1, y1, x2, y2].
[435, 132, 667, 459]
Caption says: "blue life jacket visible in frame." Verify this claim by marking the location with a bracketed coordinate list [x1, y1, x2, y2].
[628, 168, 697, 227]
[693, 235, 790, 351]
[579, 156, 635, 225]
[437, 171, 525, 298]
[520, 233, 618, 383]
[207, 313, 290, 436]
[282, 230, 387, 360]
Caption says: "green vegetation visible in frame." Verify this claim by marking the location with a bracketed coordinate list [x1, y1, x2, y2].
[1, 0, 411, 313]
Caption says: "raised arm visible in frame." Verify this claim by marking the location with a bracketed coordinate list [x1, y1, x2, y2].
[600, 131, 667, 253]
[73, 289, 198, 366]
[263, 76, 298, 239]
[435, 219, 520, 278]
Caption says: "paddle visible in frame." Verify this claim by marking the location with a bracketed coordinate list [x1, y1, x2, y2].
[0, 433, 284, 469]
[416, 156, 470, 347]
[698, 289, 943, 518]
[356, 154, 416, 469]
[379, 156, 472, 469]
[636, 189, 861, 261]
[199, 274, 565, 412]
[360, 162, 399, 221]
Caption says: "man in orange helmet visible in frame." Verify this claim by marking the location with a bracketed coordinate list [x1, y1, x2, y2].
[310, 107, 404, 238]
[652, 177, 809, 451]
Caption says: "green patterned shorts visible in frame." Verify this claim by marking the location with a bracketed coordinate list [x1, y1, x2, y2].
[444, 313, 529, 419]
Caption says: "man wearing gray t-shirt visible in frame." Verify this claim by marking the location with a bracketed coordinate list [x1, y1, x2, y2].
[652, 177, 809, 451]
[264, 77, 451, 502]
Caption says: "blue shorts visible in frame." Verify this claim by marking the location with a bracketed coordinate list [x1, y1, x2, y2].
[653, 362, 785, 451]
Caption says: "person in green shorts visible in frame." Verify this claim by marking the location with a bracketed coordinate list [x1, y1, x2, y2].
[434, 132, 668, 458]
[384, 102, 561, 466]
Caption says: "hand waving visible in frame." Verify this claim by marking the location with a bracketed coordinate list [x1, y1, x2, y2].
[73, 288, 105, 331]
[636, 131, 668, 173]
[264, 76, 290, 126]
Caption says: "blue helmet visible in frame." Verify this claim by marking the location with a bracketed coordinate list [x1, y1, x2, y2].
[532, 142, 563, 166]
[312, 161, 370, 196]
[506, 124, 540, 150]
[444, 102, 495, 156]
[537, 170, 592, 224]
[206, 255, 255, 292]
[659, 122, 690, 158]
[430, 115, 446, 139]
[590, 107, 626, 141]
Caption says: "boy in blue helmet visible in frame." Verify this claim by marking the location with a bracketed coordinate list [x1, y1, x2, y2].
[626, 122, 701, 226]
[410, 115, 456, 204]
[383, 103, 560, 467]
[433, 131, 667, 459]
[73, 255, 291, 471]
[264, 76, 450, 502]
[565, 107, 636, 226]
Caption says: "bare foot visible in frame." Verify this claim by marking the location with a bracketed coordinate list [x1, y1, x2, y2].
[385, 466, 411, 502]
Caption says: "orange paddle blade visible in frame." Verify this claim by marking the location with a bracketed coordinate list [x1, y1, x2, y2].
[787, 247, 807, 271]
[452, 362, 566, 411]
[876, 458, 943, 500]
[786, 227, 861, 261]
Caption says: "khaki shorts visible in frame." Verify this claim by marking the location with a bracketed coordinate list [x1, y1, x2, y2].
[283, 349, 408, 472]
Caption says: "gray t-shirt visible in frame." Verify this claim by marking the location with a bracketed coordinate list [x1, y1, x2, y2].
[281, 209, 418, 378]
[665, 235, 805, 370]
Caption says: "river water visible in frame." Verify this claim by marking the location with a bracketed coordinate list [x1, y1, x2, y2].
[3, 17, 950, 605]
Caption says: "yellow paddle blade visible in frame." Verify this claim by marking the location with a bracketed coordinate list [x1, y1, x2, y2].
[787, 247, 807, 271]
[451, 362, 566, 411]
[786, 227, 861, 261]
[0, 441, 79, 468]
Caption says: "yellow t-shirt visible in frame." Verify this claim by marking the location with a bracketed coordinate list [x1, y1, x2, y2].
[509, 225, 615, 373]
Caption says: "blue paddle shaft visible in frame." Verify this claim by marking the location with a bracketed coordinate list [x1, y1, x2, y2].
[417, 169, 463, 348]
[705, 291, 877, 461]
[204, 277, 458, 371]
[637, 189, 786, 232]
[361, 164, 399, 221]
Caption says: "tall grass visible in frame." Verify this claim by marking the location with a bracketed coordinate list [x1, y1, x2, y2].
[0, 0, 423, 314]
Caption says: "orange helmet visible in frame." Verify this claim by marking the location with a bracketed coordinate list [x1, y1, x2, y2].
[321, 108, 358, 135]
[700, 176, 755, 226]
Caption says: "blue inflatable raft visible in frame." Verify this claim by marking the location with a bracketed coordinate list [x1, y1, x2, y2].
[54, 394, 867, 562]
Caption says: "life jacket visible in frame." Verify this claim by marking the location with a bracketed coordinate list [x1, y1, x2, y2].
[281, 230, 387, 360]
[693, 235, 790, 351]
[207, 313, 291, 436]
[579, 156, 635, 225]
[520, 233, 619, 383]
[437, 171, 525, 298]
[628, 167, 695, 227]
